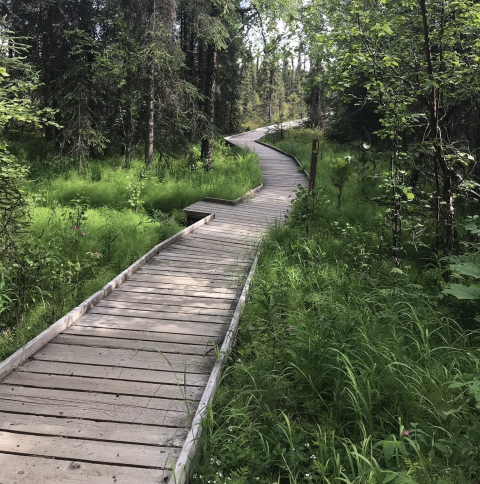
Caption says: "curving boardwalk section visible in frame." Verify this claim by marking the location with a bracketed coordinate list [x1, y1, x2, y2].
[0, 126, 306, 483]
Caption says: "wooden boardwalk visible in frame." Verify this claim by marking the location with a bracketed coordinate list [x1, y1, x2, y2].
[0, 125, 306, 483]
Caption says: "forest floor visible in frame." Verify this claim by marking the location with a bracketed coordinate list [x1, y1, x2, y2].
[194, 129, 480, 484]
[0, 141, 262, 361]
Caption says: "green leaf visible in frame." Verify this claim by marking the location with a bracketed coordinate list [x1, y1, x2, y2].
[449, 262, 480, 280]
[443, 284, 480, 300]
[435, 442, 450, 454]
[383, 441, 395, 463]
[448, 382, 465, 389]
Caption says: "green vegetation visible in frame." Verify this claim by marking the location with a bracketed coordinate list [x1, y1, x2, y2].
[26, 143, 263, 212]
[0, 140, 262, 360]
[1, 0, 302, 361]
[0, 206, 180, 361]
[195, 129, 480, 483]
[2, 0, 480, 481]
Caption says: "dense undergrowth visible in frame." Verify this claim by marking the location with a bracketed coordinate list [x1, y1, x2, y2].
[0, 141, 262, 360]
[15, 141, 263, 212]
[195, 129, 480, 483]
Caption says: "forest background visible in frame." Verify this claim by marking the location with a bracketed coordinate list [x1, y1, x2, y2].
[0, 0, 307, 356]
[1, 0, 480, 482]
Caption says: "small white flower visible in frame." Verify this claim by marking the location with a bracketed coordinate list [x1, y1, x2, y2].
[210, 458, 214, 464]
[310, 454, 317, 460]
[305, 443, 310, 448]
[216, 460, 221, 466]
[228, 427, 233, 432]
[306, 474, 310, 478]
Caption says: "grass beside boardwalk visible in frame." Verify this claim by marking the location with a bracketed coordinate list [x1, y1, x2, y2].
[25, 142, 263, 212]
[0, 141, 262, 361]
[194, 129, 480, 483]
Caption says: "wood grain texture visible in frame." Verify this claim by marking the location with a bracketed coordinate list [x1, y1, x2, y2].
[0, 122, 306, 483]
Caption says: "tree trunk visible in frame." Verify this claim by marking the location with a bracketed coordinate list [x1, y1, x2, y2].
[201, 43, 217, 170]
[145, 53, 155, 166]
[419, 0, 455, 251]
[308, 61, 325, 129]
[268, 68, 274, 123]
[144, 0, 156, 166]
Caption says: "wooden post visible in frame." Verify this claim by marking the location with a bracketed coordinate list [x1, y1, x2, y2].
[309, 139, 319, 191]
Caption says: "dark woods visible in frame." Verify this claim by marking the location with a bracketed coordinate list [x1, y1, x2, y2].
[3, 0, 306, 170]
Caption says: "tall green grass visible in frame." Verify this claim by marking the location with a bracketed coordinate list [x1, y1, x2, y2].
[1, 140, 262, 360]
[0, 205, 182, 361]
[194, 129, 480, 483]
[27, 142, 263, 212]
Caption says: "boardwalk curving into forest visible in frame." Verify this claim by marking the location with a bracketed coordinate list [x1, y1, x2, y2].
[0, 125, 306, 483]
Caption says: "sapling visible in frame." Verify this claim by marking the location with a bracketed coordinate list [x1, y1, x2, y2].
[328, 157, 351, 208]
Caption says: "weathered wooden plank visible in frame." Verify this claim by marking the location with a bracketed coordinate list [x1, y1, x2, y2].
[32, 344, 215, 373]
[156, 249, 252, 264]
[174, 239, 248, 254]
[0, 385, 196, 413]
[172, 241, 256, 258]
[137, 268, 241, 281]
[129, 273, 240, 287]
[0, 412, 188, 447]
[0, 431, 180, 469]
[121, 279, 238, 295]
[0, 453, 171, 484]
[77, 314, 227, 334]
[54, 334, 215, 357]
[87, 306, 229, 324]
[0, 389, 193, 427]
[114, 285, 237, 300]
[63, 324, 221, 345]
[4, 372, 205, 401]
[105, 291, 235, 309]
[95, 299, 233, 316]
[18, 360, 210, 386]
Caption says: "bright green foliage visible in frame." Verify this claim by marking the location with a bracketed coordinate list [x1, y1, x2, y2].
[302, 0, 480, 255]
[30, 142, 262, 212]
[0, 140, 262, 358]
[0, 205, 182, 359]
[195, 129, 480, 484]
[328, 156, 351, 208]
[0, 23, 55, 253]
[443, 217, 480, 302]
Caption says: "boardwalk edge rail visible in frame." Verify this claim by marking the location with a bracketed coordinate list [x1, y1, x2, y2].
[169, 252, 259, 484]
[0, 214, 215, 380]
